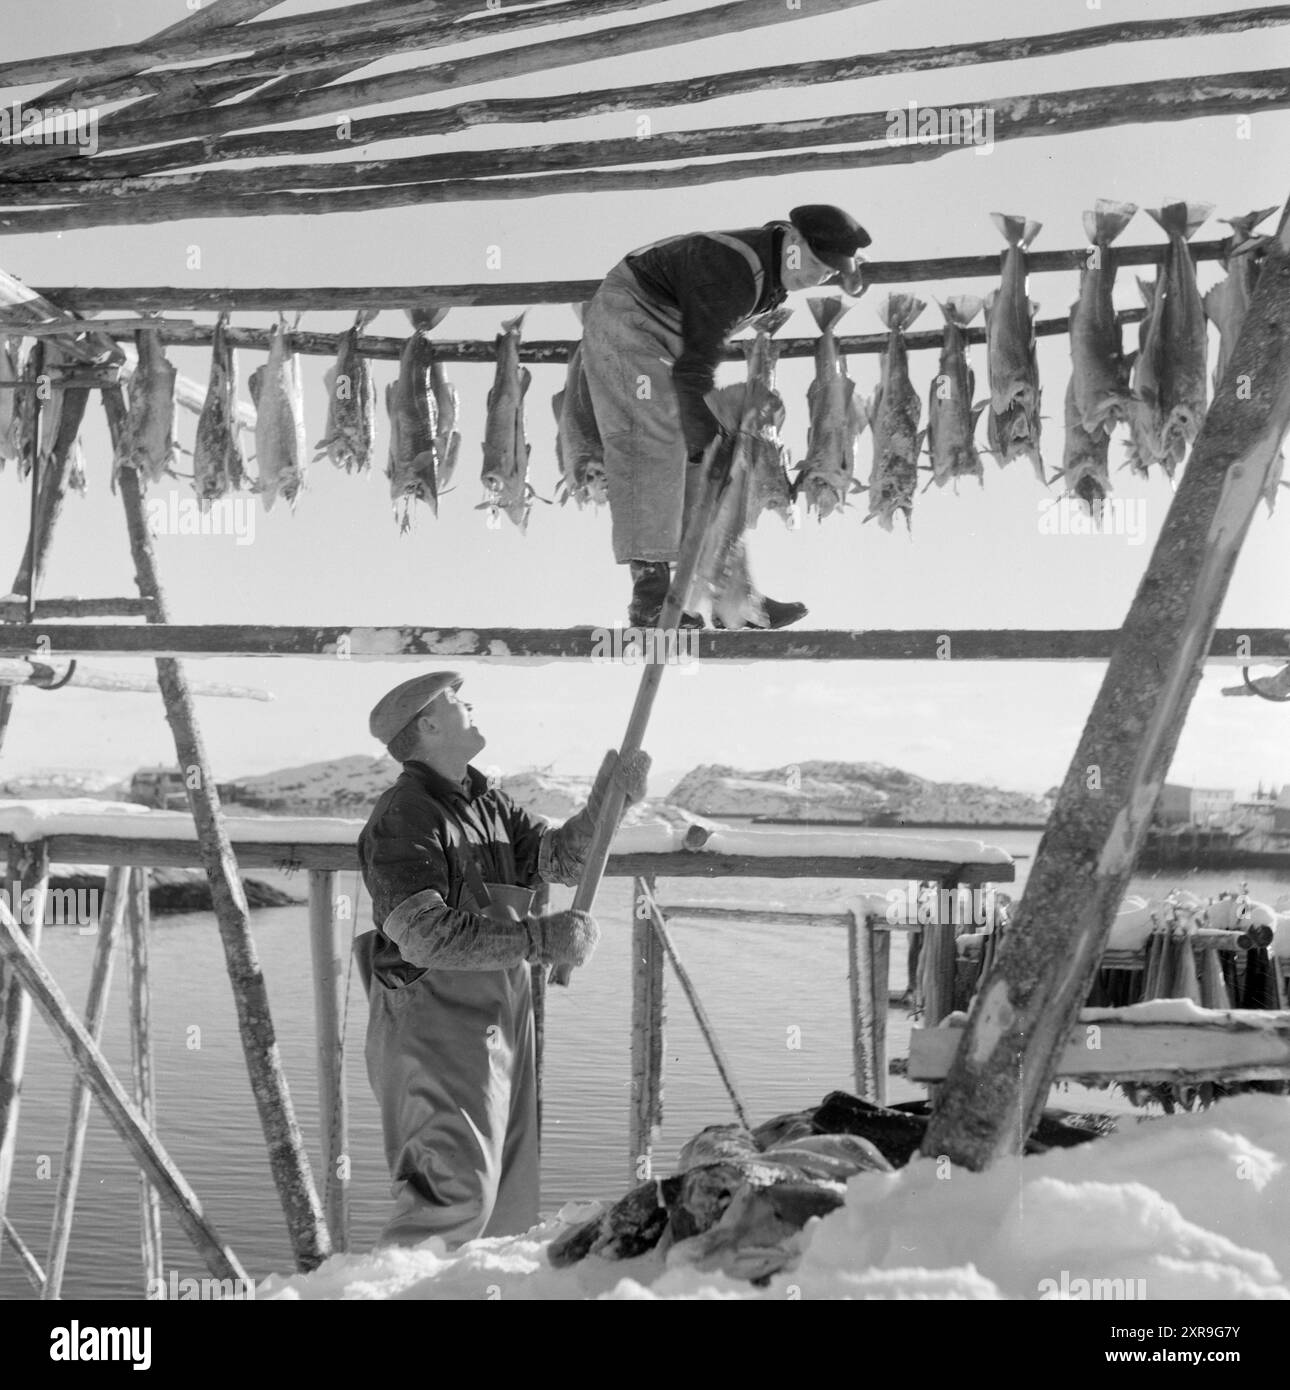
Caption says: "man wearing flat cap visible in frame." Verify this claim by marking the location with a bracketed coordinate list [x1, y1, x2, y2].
[565, 204, 871, 629]
[357, 671, 649, 1248]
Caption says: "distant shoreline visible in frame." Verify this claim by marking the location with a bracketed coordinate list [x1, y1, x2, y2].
[749, 816, 1046, 831]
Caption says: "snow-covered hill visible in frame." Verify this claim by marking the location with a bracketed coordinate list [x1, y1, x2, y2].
[665, 761, 1051, 826]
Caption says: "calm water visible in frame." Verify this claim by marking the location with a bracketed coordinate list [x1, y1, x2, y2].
[3, 826, 1286, 1300]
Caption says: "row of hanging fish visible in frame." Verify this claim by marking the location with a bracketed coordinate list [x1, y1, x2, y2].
[0, 337, 91, 494]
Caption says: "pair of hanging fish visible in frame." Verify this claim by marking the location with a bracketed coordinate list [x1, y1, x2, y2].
[0, 337, 89, 493]
[383, 307, 462, 529]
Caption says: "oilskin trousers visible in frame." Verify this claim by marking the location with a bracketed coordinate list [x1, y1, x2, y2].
[363, 883, 538, 1248]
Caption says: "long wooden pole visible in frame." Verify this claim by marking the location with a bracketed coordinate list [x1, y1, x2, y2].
[0, 894, 248, 1283]
[125, 867, 163, 1294]
[307, 869, 348, 1252]
[0, 658, 274, 700]
[43, 865, 128, 1299]
[3, 72, 1285, 231]
[550, 388, 760, 988]
[106, 387, 331, 1270]
[627, 875, 664, 1182]
[29, 5, 1288, 178]
[923, 199, 1290, 1171]
[4, 1214, 46, 1291]
[0, 838, 48, 1263]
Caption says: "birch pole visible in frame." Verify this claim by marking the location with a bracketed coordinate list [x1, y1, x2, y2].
[923, 199, 1290, 1169]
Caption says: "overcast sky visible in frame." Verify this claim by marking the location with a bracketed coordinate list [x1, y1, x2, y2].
[1, 0, 1287, 797]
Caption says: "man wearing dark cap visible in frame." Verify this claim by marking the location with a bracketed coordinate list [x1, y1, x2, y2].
[568, 204, 871, 628]
[356, 671, 649, 1248]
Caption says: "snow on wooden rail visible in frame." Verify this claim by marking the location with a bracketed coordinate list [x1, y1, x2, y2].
[0, 625, 1284, 664]
[911, 1001, 1290, 1084]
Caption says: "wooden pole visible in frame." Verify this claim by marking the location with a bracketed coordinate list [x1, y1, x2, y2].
[3, 1215, 46, 1292]
[0, 894, 249, 1283]
[918, 879, 962, 1029]
[529, 881, 549, 1141]
[43, 865, 129, 1300]
[0, 839, 48, 1259]
[106, 387, 331, 1270]
[550, 387, 761, 989]
[627, 876, 664, 1182]
[847, 908, 890, 1104]
[125, 867, 163, 1294]
[0, 657, 274, 701]
[30, 5, 1287, 178]
[923, 200, 1290, 1170]
[307, 869, 348, 1252]
[4, 72, 1286, 231]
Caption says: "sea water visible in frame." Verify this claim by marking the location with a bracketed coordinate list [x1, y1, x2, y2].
[2, 827, 1285, 1300]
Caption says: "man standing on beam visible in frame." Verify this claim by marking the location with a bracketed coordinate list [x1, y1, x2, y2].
[355, 671, 649, 1249]
[573, 204, 871, 629]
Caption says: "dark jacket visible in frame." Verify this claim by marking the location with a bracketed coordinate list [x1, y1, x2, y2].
[626, 222, 790, 459]
[358, 761, 554, 983]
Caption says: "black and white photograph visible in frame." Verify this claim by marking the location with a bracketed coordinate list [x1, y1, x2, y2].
[0, 0, 1288, 1346]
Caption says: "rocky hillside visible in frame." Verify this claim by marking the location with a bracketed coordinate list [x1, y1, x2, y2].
[665, 761, 1051, 826]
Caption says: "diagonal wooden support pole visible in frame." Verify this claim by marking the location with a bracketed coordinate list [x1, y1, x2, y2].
[104, 385, 330, 1270]
[924, 197, 1290, 1169]
[126, 867, 163, 1293]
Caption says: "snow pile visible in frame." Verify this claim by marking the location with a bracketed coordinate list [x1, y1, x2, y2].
[260, 1095, 1290, 1301]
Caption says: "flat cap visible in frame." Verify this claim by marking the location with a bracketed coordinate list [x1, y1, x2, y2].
[369, 671, 463, 745]
[789, 204, 872, 273]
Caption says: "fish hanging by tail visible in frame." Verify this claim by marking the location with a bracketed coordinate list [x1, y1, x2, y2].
[793, 295, 865, 519]
[479, 312, 533, 531]
[316, 308, 377, 474]
[866, 293, 925, 531]
[984, 213, 1044, 481]
[386, 322, 439, 529]
[249, 315, 308, 510]
[1069, 199, 1137, 437]
[926, 295, 985, 491]
[116, 327, 178, 487]
[742, 306, 795, 528]
[194, 312, 248, 502]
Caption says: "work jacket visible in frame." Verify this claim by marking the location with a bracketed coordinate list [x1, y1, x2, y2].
[358, 760, 575, 987]
[625, 222, 791, 458]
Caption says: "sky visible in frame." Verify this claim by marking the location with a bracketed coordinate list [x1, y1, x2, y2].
[1, 0, 1288, 798]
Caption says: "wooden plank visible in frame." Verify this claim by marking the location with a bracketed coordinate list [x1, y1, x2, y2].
[0, 269, 118, 363]
[0, 893, 248, 1282]
[66, 306, 1149, 363]
[43, 866, 128, 1300]
[307, 870, 348, 1253]
[4, 71, 1286, 230]
[0, 840, 48, 1253]
[665, 906, 851, 928]
[125, 867, 163, 1295]
[109, 387, 331, 1271]
[35, 239, 1229, 310]
[28, 6, 1287, 178]
[911, 1014, 1290, 1084]
[923, 200, 1290, 1171]
[847, 910, 890, 1104]
[0, 598, 152, 620]
[0, 834, 1016, 884]
[0, 625, 1284, 665]
[627, 876, 664, 1182]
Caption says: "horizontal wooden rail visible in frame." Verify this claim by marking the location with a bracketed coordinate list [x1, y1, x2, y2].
[0, 598, 152, 621]
[33, 241, 1230, 313]
[0, 626, 1285, 664]
[662, 905, 852, 928]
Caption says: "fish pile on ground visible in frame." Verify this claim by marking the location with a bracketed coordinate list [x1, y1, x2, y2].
[548, 1090, 1113, 1286]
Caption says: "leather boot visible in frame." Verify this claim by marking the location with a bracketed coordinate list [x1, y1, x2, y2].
[627, 561, 703, 629]
[713, 596, 809, 631]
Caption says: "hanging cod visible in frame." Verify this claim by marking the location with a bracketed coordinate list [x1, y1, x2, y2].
[35, 340, 90, 495]
[386, 320, 439, 529]
[1127, 201, 1213, 479]
[741, 307, 795, 527]
[194, 313, 248, 502]
[984, 214, 1044, 481]
[925, 295, 985, 492]
[12, 341, 41, 480]
[405, 307, 461, 492]
[1060, 376, 1113, 517]
[249, 315, 307, 510]
[116, 327, 178, 486]
[1069, 199, 1138, 438]
[865, 294, 925, 531]
[316, 309, 377, 474]
[793, 296, 865, 519]
[480, 312, 534, 531]
[554, 305, 607, 509]
[0, 336, 21, 466]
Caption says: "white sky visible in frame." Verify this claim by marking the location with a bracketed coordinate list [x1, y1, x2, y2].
[1, 0, 1287, 796]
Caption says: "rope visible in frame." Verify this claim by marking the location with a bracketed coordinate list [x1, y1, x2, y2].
[1242, 665, 1290, 702]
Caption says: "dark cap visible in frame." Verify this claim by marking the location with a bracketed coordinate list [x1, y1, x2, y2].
[789, 205, 872, 276]
[369, 671, 463, 745]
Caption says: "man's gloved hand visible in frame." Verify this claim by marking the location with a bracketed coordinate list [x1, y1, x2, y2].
[586, 748, 652, 821]
[525, 908, 600, 968]
[540, 750, 653, 885]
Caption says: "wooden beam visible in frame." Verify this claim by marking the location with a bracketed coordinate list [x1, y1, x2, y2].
[911, 1013, 1290, 1084]
[0, 268, 119, 364]
[0, 893, 249, 1283]
[922, 200, 1290, 1171]
[847, 908, 890, 1104]
[2, 71, 1285, 231]
[24, 5, 1288, 179]
[664, 906, 851, 929]
[628, 875, 664, 1182]
[0, 598, 152, 620]
[33, 238, 1228, 311]
[125, 867, 163, 1296]
[72, 307, 1151, 364]
[43, 866, 128, 1301]
[0, 658, 274, 701]
[307, 870, 349, 1253]
[108, 386, 332, 1271]
[0, 625, 1284, 664]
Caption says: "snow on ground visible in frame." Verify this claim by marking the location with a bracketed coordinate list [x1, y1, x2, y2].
[260, 1094, 1290, 1301]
